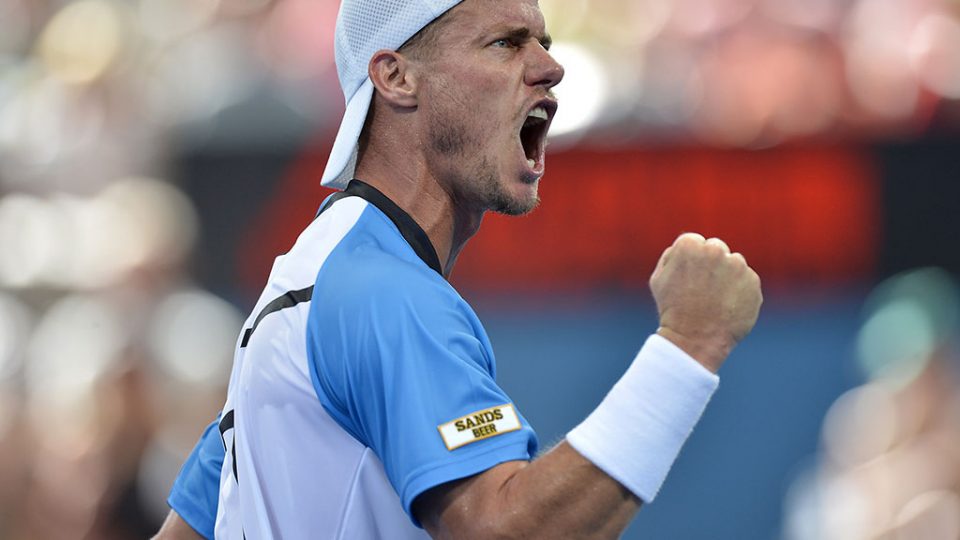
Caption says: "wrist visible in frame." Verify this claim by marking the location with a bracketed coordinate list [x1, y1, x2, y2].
[655, 326, 732, 373]
[567, 334, 720, 502]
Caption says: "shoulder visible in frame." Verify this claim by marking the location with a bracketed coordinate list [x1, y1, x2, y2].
[307, 228, 479, 346]
[326, 241, 453, 310]
[313, 205, 458, 314]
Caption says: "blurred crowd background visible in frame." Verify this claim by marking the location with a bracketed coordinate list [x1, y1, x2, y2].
[1, 0, 959, 538]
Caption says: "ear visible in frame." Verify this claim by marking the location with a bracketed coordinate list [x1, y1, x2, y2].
[368, 50, 419, 109]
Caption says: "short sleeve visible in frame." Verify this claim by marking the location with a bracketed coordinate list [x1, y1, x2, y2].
[307, 256, 538, 525]
[167, 416, 224, 540]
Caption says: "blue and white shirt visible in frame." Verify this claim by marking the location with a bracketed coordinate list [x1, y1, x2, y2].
[168, 180, 538, 539]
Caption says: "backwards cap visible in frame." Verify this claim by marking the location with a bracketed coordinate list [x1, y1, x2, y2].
[322, 0, 465, 189]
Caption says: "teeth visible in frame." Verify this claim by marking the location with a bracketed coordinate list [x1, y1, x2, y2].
[527, 158, 536, 168]
[527, 106, 548, 121]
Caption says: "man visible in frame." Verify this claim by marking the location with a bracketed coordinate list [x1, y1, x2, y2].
[156, 0, 762, 538]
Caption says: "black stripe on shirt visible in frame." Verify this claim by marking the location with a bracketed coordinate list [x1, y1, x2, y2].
[240, 286, 314, 348]
[218, 410, 239, 481]
[238, 179, 442, 348]
[336, 180, 443, 276]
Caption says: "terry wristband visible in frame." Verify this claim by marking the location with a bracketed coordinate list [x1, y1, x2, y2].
[566, 333, 720, 502]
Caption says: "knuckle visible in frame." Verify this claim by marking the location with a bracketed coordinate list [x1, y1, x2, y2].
[703, 243, 725, 258]
[676, 232, 705, 246]
[706, 237, 730, 252]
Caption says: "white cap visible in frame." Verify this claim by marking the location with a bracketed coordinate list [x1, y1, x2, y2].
[322, 0, 465, 189]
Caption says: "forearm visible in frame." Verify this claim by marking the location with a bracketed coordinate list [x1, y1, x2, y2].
[421, 234, 762, 538]
[421, 442, 640, 540]
[420, 335, 721, 539]
[499, 442, 641, 539]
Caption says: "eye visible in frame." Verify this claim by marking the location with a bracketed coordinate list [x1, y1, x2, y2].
[491, 38, 517, 49]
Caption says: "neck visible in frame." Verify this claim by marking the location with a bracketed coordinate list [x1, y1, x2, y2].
[355, 147, 483, 279]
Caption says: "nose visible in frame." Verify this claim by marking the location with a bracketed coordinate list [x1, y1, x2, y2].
[525, 44, 564, 90]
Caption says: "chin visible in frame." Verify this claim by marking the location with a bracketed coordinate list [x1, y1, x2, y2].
[493, 200, 537, 216]
[492, 185, 540, 216]
[469, 161, 541, 215]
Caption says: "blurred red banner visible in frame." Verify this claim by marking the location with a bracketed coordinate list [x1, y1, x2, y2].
[240, 143, 879, 293]
[455, 145, 879, 291]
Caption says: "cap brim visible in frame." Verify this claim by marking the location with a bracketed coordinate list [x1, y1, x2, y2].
[321, 77, 375, 189]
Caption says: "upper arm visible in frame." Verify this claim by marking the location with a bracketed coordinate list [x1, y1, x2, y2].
[153, 509, 207, 540]
[166, 416, 224, 540]
[413, 460, 528, 539]
[306, 256, 539, 525]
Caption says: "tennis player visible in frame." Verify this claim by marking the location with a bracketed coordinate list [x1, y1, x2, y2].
[155, 0, 762, 538]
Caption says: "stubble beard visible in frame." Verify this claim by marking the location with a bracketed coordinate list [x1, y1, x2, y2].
[428, 120, 539, 217]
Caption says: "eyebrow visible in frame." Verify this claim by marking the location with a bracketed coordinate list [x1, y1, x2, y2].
[502, 27, 553, 50]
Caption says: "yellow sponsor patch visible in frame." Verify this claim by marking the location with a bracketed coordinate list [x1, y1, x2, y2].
[437, 404, 521, 451]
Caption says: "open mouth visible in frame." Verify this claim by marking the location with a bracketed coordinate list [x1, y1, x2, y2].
[519, 100, 556, 173]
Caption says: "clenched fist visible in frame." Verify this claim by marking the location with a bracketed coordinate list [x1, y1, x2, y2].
[650, 233, 763, 373]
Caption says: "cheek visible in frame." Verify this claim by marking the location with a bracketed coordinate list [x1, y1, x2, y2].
[433, 59, 510, 106]
[424, 66, 514, 152]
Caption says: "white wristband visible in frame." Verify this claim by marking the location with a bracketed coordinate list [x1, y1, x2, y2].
[566, 334, 720, 502]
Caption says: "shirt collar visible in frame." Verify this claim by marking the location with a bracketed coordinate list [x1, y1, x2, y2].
[319, 179, 443, 276]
